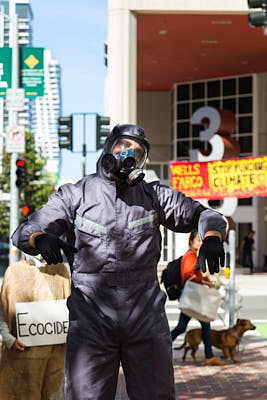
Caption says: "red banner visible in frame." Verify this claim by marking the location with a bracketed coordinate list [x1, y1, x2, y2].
[170, 156, 267, 199]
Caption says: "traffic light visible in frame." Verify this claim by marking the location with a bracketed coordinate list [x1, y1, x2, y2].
[22, 204, 35, 217]
[248, 0, 267, 29]
[58, 115, 73, 150]
[96, 115, 110, 150]
[16, 158, 26, 188]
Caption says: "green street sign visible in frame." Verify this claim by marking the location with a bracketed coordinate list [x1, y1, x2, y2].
[20, 47, 44, 98]
[0, 48, 12, 98]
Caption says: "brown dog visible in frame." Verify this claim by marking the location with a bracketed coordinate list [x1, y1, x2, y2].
[176, 319, 256, 363]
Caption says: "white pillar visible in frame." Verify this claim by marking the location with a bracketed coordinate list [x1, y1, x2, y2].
[174, 232, 189, 259]
[167, 229, 172, 262]
[106, 8, 137, 127]
[160, 225, 165, 262]
[9, 1, 20, 265]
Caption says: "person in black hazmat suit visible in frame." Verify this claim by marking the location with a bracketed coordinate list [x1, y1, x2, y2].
[12, 124, 227, 400]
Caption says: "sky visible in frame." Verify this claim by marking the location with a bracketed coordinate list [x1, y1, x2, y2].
[32, 0, 108, 180]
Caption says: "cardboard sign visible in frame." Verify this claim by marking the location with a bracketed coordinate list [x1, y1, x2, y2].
[15, 300, 69, 346]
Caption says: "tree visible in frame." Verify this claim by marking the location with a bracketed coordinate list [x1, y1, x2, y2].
[0, 131, 55, 238]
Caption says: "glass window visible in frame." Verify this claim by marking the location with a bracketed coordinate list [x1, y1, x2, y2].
[239, 96, 252, 114]
[239, 136, 252, 153]
[207, 100, 220, 108]
[192, 82, 205, 99]
[192, 101, 205, 113]
[239, 76, 252, 94]
[2, 1, 9, 14]
[238, 222, 253, 249]
[199, 141, 212, 156]
[16, 4, 29, 18]
[208, 81, 220, 98]
[177, 84, 190, 101]
[208, 200, 223, 208]
[192, 124, 203, 138]
[223, 98, 236, 114]
[238, 198, 252, 206]
[177, 103, 190, 120]
[192, 140, 200, 149]
[177, 122, 190, 138]
[223, 79, 236, 96]
[238, 116, 252, 133]
[163, 164, 169, 180]
[176, 141, 190, 158]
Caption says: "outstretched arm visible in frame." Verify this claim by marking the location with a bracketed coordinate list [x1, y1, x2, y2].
[151, 182, 227, 274]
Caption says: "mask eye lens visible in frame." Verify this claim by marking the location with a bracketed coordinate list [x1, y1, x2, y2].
[116, 139, 131, 151]
[112, 138, 146, 166]
[135, 149, 144, 162]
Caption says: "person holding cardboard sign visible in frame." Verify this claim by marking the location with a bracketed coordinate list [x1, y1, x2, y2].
[0, 255, 70, 400]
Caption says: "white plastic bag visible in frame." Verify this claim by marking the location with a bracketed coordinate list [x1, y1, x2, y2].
[178, 280, 221, 322]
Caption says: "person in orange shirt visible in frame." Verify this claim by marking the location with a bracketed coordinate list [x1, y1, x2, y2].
[171, 230, 225, 366]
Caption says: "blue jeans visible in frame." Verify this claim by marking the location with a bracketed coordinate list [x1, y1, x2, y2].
[171, 312, 214, 359]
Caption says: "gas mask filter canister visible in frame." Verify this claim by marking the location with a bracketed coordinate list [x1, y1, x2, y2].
[101, 139, 147, 186]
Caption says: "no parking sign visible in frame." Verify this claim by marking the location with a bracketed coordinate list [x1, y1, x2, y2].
[6, 125, 25, 153]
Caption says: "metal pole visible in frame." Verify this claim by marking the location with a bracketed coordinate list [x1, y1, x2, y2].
[228, 230, 236, 327]
[0, 7, 4, 174]
[9, 1, 19, 265]
[82, 113, 86, 177]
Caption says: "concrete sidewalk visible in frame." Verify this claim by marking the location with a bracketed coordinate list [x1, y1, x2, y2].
[115, 270, 267, 399]
[115, 332, 267, 399]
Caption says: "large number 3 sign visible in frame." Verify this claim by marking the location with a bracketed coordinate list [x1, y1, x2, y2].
[189, 106, 240, 216]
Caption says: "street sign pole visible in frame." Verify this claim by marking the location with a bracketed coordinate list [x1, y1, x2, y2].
[9, 0, 19, 265]
[82, 113, 86, 177]
[229, 230, 236, 328]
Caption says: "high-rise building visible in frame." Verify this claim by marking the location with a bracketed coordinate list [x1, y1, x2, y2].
[1, 0, 33, 47]
[0, 0, 61, 178]
[31, 49, 61, 175]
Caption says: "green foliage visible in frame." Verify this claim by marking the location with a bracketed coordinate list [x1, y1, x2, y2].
[0, 131, 55, 237]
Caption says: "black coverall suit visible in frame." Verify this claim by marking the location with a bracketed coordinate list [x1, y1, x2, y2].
[12, 155, 226, 400]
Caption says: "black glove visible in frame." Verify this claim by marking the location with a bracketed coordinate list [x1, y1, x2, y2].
[35, 233, 77, 265]
[195, 236, 225, 274]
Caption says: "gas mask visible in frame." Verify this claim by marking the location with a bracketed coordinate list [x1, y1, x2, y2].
[101, 137, 148, 186]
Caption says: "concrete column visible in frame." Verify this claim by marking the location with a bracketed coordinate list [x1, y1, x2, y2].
[255, 73, 267, 268]
[106, 7, 137, 127]
[167, 229, 174, 262]
[160, 225, 165, 262]
[174, 232, 189, 259]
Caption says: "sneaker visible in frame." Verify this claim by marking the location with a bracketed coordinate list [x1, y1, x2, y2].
[205, 357, 226, 366]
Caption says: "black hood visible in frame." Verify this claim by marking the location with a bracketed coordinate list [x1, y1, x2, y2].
[103, 124, 150, 154]
[96, 124, 150, 183]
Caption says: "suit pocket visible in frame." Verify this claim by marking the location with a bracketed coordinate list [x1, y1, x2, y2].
[74, 215, 108, 267]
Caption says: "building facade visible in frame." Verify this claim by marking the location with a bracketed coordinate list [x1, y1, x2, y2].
[105, 0, 267, 268]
